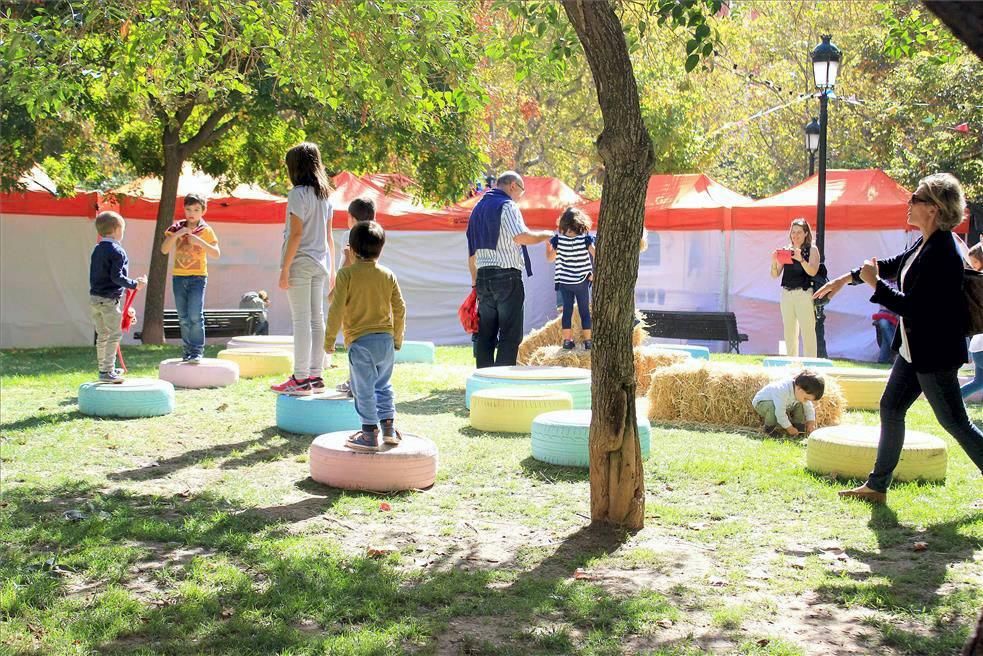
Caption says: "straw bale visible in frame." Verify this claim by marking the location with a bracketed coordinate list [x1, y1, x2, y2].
[517, 311, 647, 365]
[528, 344, 687, 393]
[647, 361, 843, 429]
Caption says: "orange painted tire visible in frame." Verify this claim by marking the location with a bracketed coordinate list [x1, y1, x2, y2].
[309, 431, 438, 492]
[158, 358, 239, 389]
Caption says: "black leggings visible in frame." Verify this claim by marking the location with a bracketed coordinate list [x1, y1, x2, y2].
[559, 280, 591, 330]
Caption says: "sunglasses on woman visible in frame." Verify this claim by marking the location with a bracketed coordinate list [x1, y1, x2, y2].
[909, 193, 933, 205]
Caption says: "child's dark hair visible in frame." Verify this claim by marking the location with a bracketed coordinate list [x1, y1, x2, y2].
[95, 211, 124, 236]
[968, 242, 983, 267]
[558, 207, 591, 235]
[184, 193, 207, 209]
[285, 142, 332, 200]
[794, 369, 825, 400]
[349, 220, 385, 260]
[348, 197, 376, 223]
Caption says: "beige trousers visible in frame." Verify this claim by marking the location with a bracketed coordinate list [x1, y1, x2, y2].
[780, 288, 817, 357]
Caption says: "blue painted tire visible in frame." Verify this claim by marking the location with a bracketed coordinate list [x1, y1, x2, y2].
[465, 375, 591, 410]
[78, 378, 175, 418]
[531, 409, 651, 468]
[276, 392, 361, 435]
[762, 356, 834, 368]
[395, 341, 436, 364]
[658, 345, 710, 360]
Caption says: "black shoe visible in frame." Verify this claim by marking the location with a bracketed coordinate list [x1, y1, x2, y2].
[583, 340, 592, 351]
[562, 340, 575, 350]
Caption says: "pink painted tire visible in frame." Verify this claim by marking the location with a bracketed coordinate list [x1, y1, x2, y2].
[158, 358, 239, 389]
[309, 431, 438, 492]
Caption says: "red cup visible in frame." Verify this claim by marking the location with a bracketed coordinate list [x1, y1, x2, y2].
[775, 248, 794, 265]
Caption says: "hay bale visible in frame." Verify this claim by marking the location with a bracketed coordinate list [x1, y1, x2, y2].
[517, 312, 647, 365]
[647, 361, 843, 429]
[528, 344, 688, 394]
[528, 345, 591, 368]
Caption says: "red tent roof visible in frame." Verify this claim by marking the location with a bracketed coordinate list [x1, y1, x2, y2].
[454, 176, 588, 229]
[731, 169, 913, 230]
[330, 171, 460, 230]
[582, 173, 751, 230]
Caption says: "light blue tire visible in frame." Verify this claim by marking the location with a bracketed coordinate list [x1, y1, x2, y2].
[465, 375, 591, 410]
[531, 409, 651, 468]
[78, 378, 175, 418]
[659, 345, 711, 360]
[762, 356, 834, 368]
[395, 341, 436, 364]
[276, 392, 361, 435]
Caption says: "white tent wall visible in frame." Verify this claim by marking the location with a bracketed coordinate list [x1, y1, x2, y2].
[726, 229, 911, 360]
[635, 230, 726, 313]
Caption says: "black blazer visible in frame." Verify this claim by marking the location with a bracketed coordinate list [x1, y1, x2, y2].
[863, 229, 968, 373]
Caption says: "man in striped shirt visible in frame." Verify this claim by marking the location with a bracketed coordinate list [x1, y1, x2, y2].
[466, 171, 553, 367]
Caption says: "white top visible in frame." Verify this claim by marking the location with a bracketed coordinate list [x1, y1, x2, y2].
[752, 378, 816, 428]
[474, 201, 528, 272]
[283, 185, 333, 270]
[897, 240, 925, 363]
[970, 334, 983, 352]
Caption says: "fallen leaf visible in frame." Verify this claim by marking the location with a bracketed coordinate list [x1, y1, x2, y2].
[216, 403, 229, 412]
[379, 502, 392, 512]
[657, 619, 673, 629]
[220, 607, 234, 618]
[757, 639, 770, 647]
[573, 568, 595, 580]
[366, 546, 395, 558]
[913, 541, 928, 552]
[708, 576, 726, 587]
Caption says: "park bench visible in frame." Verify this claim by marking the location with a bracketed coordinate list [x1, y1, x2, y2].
[640, 310, 749, 354]
[134, 309, 264, 342]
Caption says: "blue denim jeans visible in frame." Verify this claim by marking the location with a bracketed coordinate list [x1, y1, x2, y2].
[961, 350, 983, 399]
[869, 355, 983, 492]
[173, 275, 206, 358]
[475, 267, 525, 368]
[875, 319, 897, 364]
[559, 280, 591, 330]
[348, 333, 395, 426]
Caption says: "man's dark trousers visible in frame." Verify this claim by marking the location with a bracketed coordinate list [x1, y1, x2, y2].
[475, 267, 524, 368]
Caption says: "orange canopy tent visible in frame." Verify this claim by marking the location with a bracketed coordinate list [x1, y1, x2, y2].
[329, 171, 461, 231]
[581, 173, 751, 231]
[452, 175, 588, 229]
[731, 169, 919, 231]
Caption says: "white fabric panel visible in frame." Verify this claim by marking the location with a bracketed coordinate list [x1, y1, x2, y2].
[727, 229, 910, 360]
[0, 214, 94, 347]
[635, 231, 726, 312]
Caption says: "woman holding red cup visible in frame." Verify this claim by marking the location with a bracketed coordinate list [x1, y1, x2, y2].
[770, 218, 821, 357]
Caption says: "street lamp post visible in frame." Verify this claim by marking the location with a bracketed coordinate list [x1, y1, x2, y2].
[804, 117, 820, 178]
[810, 34, 841, 360]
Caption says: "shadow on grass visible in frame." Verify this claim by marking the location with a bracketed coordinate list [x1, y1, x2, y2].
[397, 388, 468, 418]
[518, 456, 589, 484]
[0, 409, 86, 432]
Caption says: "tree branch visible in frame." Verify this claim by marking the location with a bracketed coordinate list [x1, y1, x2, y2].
[181, 106, 232, 155]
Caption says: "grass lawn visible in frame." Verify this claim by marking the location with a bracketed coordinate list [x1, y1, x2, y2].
[0, 345, 980, 656]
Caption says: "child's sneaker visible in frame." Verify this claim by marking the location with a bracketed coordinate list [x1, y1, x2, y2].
[381, 418, 402, 445]
[308, 376, 325, 392]
[336, 380, 353, 398]
[181, 353, 193, 362]
[345, 429, 379, 452]
[562, 340, 575, 350]
[270, 375, 312, 395]
[98, 370, 125, 384]
[583, 340, 592, 351]
[187, 354, 202, 365]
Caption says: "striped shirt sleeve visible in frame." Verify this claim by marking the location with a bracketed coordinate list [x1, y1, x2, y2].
[500, 202, 526, 243]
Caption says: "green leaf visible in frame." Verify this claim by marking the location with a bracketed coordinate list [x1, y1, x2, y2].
[684, 54, 700, 73]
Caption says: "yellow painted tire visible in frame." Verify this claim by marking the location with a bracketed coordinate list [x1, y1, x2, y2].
[806, 425, 947, 482]
[217, 348, 293, 378]
[824, 368, 890, 410]
[470, 388, 574, 434]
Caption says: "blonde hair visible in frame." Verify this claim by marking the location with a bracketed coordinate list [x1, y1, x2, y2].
[95, 211, 124, 236]
[919, 173, 966, 231]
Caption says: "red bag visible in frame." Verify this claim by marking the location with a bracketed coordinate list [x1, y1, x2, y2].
[458, 289, 479, 334]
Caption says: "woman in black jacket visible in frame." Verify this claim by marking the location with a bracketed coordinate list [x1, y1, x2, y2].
[815, 173, 983, 503]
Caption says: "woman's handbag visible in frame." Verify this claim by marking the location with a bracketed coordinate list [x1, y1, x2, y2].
[964, 268, 983, 335]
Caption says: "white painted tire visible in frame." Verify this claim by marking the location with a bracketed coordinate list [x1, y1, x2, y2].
[309, 431, 438, 491]
[470, 388, 574, 433]
[158, 358, 239, 389]
[762, 356, 834, 368]
[277, 392, 361, 435]
[217, 349, 293, 378]
[531, 409, 651, 468]
[78, 378, 175, 418]
[226, 335, 293, 351]
[657, 345, 711, 360]
[395, 341, 436, 364]
[465, 366, 591, 409]
[806, 425, 947, 482]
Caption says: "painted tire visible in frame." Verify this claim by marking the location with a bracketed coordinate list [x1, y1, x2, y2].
[470, 388, 574, 433]
[78, 378, 175, 418]
[276, 391, 361, 435]
[465, 373, 591, 410]
[226, 335, 293, 351]
[217, 348, 293, 378]
[395, 341, 436, 364]
[531, 409, 651, 468]
[158, 358, 239, 389]
[806, 425, 947, 482]
[824, 368, 890, 410]
[762, 356, 834, 368]
[657, 345, 711, 360]
[472, 365, 591, 381]
[309, 431, 438, 491]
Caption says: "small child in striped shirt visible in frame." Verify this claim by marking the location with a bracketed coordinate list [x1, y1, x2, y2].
[546, 207, 596, 350]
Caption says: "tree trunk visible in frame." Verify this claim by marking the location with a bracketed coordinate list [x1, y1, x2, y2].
[562, 0, 653, 530]
[140, 142, 183, 344]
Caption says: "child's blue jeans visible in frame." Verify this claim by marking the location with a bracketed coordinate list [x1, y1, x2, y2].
[348, 332, 395, 426]
[961, 350, 983, 399]
[173, 275, 206, 358]
[559, 280, 591, 330]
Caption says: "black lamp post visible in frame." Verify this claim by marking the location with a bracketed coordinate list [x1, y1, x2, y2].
[804, 117, 820, 177]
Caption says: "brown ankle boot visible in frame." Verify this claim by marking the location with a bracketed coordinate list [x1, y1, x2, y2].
[838, 484, 887, 504]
